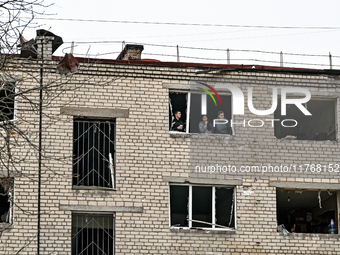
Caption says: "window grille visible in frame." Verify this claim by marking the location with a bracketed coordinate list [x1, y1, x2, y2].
[73, 119, 115, 188]
[72, 213, 115, 255]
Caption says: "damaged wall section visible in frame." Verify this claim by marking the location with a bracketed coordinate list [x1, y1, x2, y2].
[274, 99, 336, 141]
[276, 188, 338, 234]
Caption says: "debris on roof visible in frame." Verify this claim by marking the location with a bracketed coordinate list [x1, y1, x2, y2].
[57, 53, 79, 75]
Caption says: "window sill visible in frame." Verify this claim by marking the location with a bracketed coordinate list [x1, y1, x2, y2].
[72, 186, 116, 191]
[190, 133, 235, 141]
[278, 232, 340, 239]
[170, 227, 236, 235]
[169, 132, 234, 140]
[169, 131, 190, 138]
[275, 137, 338, 143]
[0, 119, 18, 125]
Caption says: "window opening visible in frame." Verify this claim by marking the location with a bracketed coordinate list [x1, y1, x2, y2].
[73, 119, 115, 189]
[169, 91, 232, 134]
[274, 99, 336, 141]
[276, 188, 338, 234]
[0, 178, 13, 224]
[170, 185, 235, 230]
[0, 82, 16, 123]
[72, 213, 115, 255]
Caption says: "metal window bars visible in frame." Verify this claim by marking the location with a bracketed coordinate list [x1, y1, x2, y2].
[72, 213, 115, 255]
[73, 119, 115, 189]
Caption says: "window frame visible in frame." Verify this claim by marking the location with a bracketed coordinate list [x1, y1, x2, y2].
[169, 183, 236, 231]
[169, 90, 234, 135]
[72, 118, 116, 190]
[0, 81, 17, 125]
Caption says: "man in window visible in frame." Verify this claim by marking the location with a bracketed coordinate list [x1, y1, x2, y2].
[213, 110, 231, 134]
[171, 110, 184, 132]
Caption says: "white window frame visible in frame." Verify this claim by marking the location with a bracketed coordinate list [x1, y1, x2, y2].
[8, 186, 13, 224]
[169, 90, 234, 134]
[6, 187, 13, 225]
[169, 184, 236, 231]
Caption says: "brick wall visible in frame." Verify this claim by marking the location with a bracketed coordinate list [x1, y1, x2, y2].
[1, 58, 340, 254]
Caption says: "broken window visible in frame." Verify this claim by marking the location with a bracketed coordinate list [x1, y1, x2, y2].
[274, 99, 336, 141]
[0, 178, 13, 224]
[0, 82, 16, 123]
[276, 188, 338, 234]
[169, 91, 232, 134]
[170, 184, 235, 230]
[73, 119, 115, 189]
[72, 213, 115, 255]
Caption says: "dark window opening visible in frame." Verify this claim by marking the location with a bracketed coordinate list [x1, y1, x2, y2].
[170, 185, 235, 229]
[0, 178, 13, 223]
[216, 187, 235, 228]
[274, 99, 336, 141]
[169, 91, 232, 134]
[169, 92, 187, 132]
[0, 82, 15, 122]
[73, 119, 115, 189]
[170, 185, 189, 227]
[277, 188, 338, 234]
[72, 213, 115, 255]
[192, 186, 212, 228]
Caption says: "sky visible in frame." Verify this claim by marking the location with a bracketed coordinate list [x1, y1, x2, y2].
[21, 0, 340, 69]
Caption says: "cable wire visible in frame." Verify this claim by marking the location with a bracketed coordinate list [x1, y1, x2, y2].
[25, 17, 340, 30]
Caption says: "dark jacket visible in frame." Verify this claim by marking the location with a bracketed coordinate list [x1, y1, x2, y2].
[171, 118, 184, 132]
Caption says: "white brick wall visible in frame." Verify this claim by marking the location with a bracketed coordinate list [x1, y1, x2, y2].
[1, 58, 340, 254]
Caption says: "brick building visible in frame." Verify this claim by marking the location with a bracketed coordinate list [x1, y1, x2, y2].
[0, 32, 340, 254]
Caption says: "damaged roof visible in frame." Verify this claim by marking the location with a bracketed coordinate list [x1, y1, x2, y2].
[52, 55, 340, 76]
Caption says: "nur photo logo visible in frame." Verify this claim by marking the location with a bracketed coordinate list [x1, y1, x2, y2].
[195, 81, 312, 128]
[196, 82, 223, 108]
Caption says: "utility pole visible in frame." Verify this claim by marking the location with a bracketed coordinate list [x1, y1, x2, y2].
[37, 40, 43, 255]
[227, 49, 230, 64]
[177, 45, 180, 62]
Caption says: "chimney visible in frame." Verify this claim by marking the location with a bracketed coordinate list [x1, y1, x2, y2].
[116, 44, 144, 61]
[35, 35, 55, 60]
